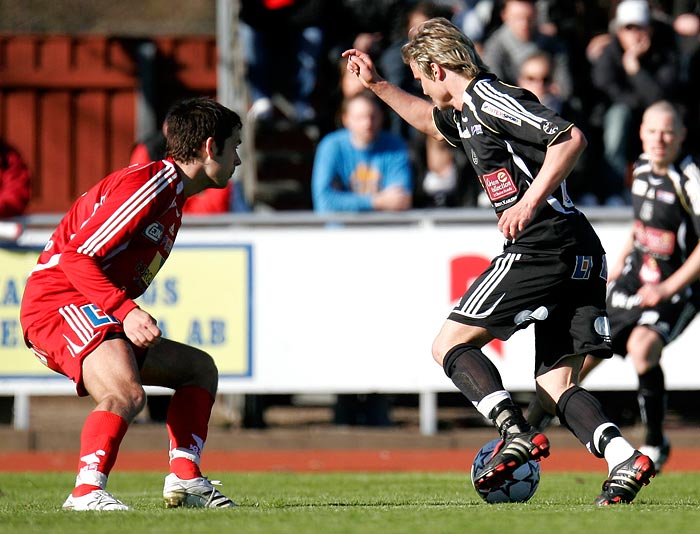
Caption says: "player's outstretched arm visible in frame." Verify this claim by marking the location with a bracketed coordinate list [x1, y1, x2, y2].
[342, 49, 439, 138]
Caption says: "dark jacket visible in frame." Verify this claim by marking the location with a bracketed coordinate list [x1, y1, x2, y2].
[591, 24, 680, 110]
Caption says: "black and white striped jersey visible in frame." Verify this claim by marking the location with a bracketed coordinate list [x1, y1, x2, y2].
[625, 153, 700, 285]
[433, 73, 603, 255]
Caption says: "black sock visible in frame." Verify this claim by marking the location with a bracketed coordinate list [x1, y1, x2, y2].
[442, 343, 505, 404]
[556, 386, 613, 457]
[638, 366, 666, 446]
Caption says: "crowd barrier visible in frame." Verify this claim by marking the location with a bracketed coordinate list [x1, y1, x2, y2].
[3, 207, 698, 434]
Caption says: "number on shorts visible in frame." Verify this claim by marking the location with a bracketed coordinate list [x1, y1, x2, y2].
[572, 255, 593, 280]
[80, 304, 119, 327]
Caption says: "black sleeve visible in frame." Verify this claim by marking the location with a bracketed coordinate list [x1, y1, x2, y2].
[432, 107, 462, 148]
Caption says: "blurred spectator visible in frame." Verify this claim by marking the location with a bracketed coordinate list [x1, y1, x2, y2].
[312, 89, 412, 426]
[314, 0, 408, 138]
[0, 138, 31, 243]
[676, 10, 700, 153]
[0, 138, 31, 219]
[452, 0, 497, 48]
[516, 51, 599, 204]
[311, 91, 412, 213]
[328, 0, 406, 57]
[591, 0, 682, 205]
[240, 0, 330, 125]
[481, 0, 573, 100]
[379, 1, 455, 138]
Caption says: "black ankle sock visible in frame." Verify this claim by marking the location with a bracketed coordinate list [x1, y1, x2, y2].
[638, 366, 666, 446]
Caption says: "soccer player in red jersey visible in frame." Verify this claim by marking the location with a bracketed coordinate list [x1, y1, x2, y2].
[20, 97, 242, 511]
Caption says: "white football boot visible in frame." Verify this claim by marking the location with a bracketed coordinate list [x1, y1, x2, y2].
[163, 473, 236, 508]
[62, 489, 132, 511]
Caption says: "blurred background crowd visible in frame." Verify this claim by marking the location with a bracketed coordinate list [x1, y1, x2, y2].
[236, 0, 700, 212]
[4, 0, 700, 218]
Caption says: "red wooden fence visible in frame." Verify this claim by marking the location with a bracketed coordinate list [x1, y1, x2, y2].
[0, 34, 217, 214]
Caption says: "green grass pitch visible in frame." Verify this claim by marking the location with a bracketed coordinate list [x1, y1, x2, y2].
[1, 472, 699, 534]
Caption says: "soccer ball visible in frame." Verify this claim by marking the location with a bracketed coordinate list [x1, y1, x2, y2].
[470, 438, 540, 503]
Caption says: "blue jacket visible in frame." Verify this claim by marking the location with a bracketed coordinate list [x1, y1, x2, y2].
[311, 129, 412, 212]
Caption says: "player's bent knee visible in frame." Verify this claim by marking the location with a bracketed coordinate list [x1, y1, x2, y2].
[431, 338, 447, 366]
[190, 350, 219, 394]
[127, 385, 147, 414]
[98, 385, 146, 421]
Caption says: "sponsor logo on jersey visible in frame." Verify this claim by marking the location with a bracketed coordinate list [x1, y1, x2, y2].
[471, 149, 479, 165]
[481, 102, 521, 125]
[144, 222, 164, 243]
[634, 221, 675, 256]
[542, 121, 558, 134]
[656, 189, 675, 204]
[140, 252, 166, 287]
[481, 168, 518, 201]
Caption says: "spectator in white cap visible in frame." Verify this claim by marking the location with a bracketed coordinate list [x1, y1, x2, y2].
[589, 0, 681, 205]
[615, 0, 650, 30]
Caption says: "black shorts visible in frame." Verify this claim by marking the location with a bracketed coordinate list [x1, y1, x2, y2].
[448, 251, 613, 376]
[606, 275, 698, 355]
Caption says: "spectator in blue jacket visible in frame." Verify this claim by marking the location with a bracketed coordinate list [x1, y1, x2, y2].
[311, 91, 412, 213]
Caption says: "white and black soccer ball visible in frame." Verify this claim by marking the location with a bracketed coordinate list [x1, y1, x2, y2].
[470, 438, 540, 503]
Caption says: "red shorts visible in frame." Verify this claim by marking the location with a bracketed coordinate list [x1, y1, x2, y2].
[23, 301, 143, 396]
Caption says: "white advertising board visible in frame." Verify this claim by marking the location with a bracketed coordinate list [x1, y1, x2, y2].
[4, 214, 699, 397]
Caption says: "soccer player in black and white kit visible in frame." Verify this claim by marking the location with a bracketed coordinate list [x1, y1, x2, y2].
[343, 17, 655, 505]
[532, 101, 700, 473]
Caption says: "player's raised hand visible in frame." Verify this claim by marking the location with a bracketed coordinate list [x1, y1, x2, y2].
[342, 49, 383, 89]
[123, 307, 162, 348]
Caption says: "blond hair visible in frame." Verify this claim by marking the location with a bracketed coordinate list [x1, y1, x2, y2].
[401, 17, 489, 79]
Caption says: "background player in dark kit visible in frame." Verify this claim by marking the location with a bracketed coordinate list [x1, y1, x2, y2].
[343, 17, 654, 505]
[530, 100, 700, 473]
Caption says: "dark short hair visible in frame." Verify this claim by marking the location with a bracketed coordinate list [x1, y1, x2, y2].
[164, 97, 242, 163]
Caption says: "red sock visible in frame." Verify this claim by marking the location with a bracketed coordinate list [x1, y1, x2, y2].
[73, 411, 128, 497]
[166, 386, 214, 479]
